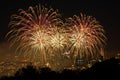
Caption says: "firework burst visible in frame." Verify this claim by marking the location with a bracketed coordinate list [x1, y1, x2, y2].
[49, 27, 67, 54]
[67, 14, 106, 63]
[6, 4, 62, 65]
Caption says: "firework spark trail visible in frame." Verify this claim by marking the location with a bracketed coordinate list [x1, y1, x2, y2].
[67, 14, 106, 64]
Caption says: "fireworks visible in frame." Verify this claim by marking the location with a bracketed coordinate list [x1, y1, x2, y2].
[67, 14, 106, 63]
[6, 4, 62, 65]
[50, 27, 67, 54]
[7, 4, 106, 70]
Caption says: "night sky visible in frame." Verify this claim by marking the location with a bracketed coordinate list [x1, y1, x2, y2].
[0, 0, 120, 54]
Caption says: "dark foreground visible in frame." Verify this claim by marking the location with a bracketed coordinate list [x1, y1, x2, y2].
[0, 58, 120, 80]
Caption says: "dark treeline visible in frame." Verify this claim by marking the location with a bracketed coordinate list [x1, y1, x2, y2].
[0, 58, 120, 80]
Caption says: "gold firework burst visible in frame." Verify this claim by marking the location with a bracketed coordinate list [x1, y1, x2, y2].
[66, 13, 106, 63]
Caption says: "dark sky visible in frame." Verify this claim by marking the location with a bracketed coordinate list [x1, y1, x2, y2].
[0, 0, 120, 53]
